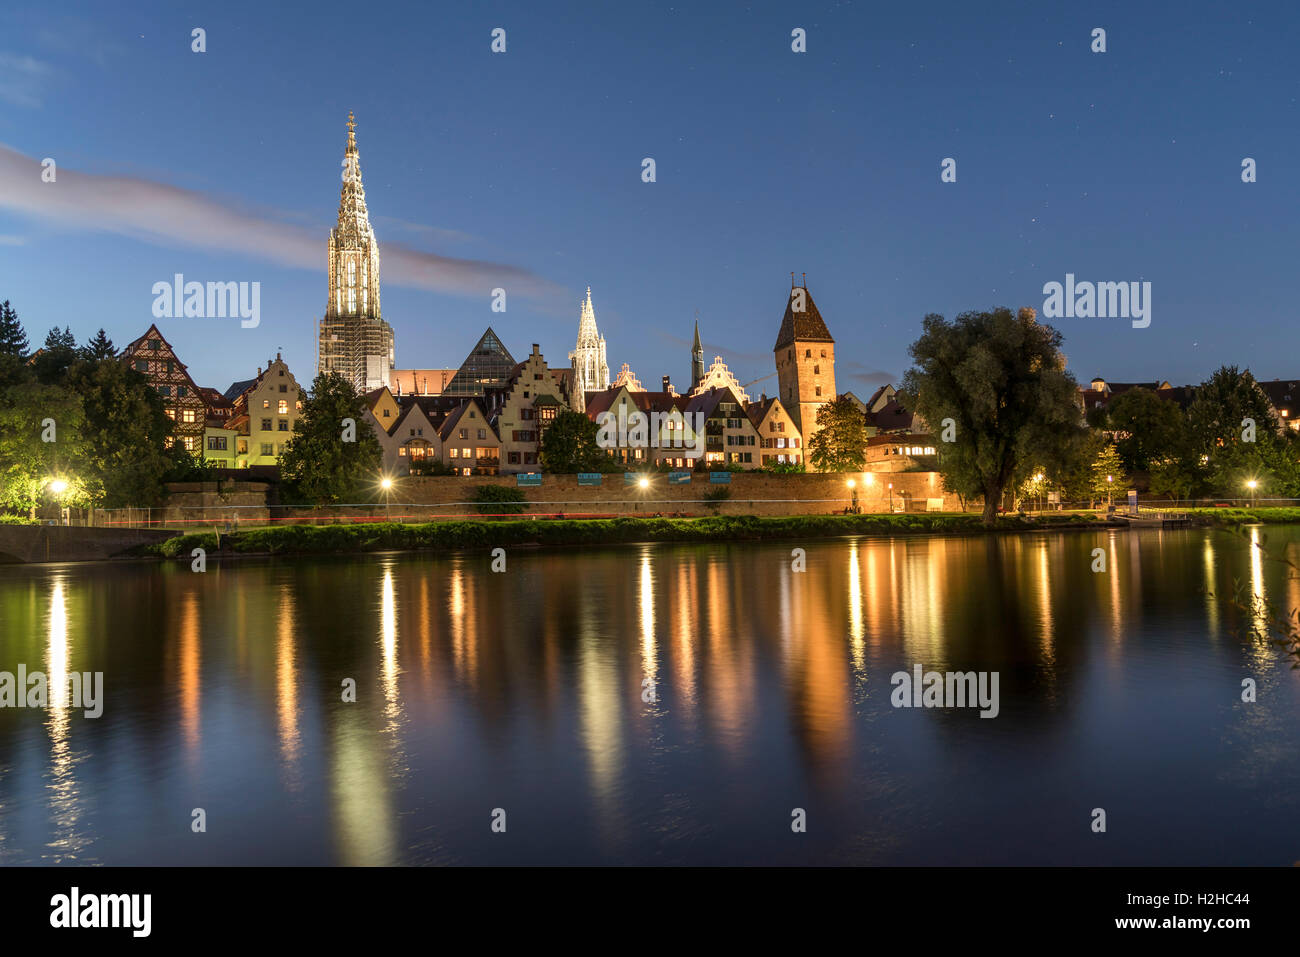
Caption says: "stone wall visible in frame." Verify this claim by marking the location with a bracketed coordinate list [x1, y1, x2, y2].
[148, 473, 967, 523]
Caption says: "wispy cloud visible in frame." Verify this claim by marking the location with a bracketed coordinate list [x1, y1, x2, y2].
[839, 361, 897, 387]
[0, 143, 565, 304]
[0, 53, 52, 108]
[0, 234, 27, 245]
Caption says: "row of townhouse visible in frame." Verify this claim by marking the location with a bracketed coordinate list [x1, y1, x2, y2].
[364, 344, 572, 475]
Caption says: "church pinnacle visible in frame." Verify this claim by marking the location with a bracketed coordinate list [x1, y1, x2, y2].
[569, 285, 609, 413]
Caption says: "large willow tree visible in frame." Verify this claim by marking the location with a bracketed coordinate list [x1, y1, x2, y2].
[900, 307, 1083, 526]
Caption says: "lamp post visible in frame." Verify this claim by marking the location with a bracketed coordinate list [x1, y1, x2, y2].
[381, 476, 393, 522]
[47, 478, 68, 525]
[888, 482, 894, 512]
[1247, 479, 1258, 508]
[1033, 472, 1044, 514]
[847, 478, 858, 514]
[1106, 474, 1113, 509]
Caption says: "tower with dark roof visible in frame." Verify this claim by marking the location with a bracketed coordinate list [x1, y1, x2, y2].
[773, 275, 836, 442]
[690, 317, 704, 392]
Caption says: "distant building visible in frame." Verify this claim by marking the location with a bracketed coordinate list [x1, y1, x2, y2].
[747, 395, 803, 468]
[495, 344, 569, 472]
[222, 354, 304, 467]
[389, 368, 457, 396]
[773, 276, 836, 456]
[568, 287, 609, 413]
[443, 328, 517, 397]
[685, 386, 759, 468]
[118, 324, 209, 453]
[317, 113, 396, 393]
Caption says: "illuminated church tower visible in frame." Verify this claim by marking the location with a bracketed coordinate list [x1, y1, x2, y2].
[568, 286, 608, 412]
[317, 112, 395, 392]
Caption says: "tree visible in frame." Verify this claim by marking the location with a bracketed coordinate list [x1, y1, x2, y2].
[1089, 443, 1127, 504]
[539, 408, 608, 473]
[1099, 388, 1189, 473]
[806, 396, 868, 472]
[899, 307, 1083, 526]
[278, 372, 382, 505]
[65, 359, 178, 507]
[0, 300, 29, 357]
[80, 328, 117, 361]
[0, 382, 92, 516]
[32, 326, 79, 384]
[1185, 367, 1298, 497]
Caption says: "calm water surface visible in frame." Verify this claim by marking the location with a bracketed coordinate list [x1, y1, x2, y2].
[2, 526, 1299, 865]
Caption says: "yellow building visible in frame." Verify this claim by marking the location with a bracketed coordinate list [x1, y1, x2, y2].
[224, 353, 304, 467]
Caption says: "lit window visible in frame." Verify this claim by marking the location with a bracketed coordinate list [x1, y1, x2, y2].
[278, 400, 288, 414]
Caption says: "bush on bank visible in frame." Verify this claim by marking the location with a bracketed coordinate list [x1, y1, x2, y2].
[137, 511, 1112, 559]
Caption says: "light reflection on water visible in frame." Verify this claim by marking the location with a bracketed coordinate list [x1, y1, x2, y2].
[1, 526, 1299, 865]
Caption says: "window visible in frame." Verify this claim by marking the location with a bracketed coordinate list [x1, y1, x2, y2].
[278, 420, 288, 431]
[382, 408, 390, 418]
[813, 365, 820, 375]
[237, 439, 248, 453]
[148, 340, 160, 351]
[821, 350, 827, 358]
[459, 428, 468, 440]
[182, 436, 196, 451]
[135, 359, 148, 371]
[449, 448, 459, 458]
[158, 385, 171, 396]
[399, 447, 407, 456]
[263, 399, 270, 409]
[278, 400, 288, 414]
[508, 451, 521, 464]
[261, 443, 273, 456]
[207, 436, 227, 451]
[261, 418, 272, 430]
[462, 447, 472, 459]
[181, 410, 197, 423]
[469, 410, 476, 418]
[296, 401, 302, 411]
[805, 349, 811, 358]
[815, 386, 822, 396]
[278, 370, 284, 377]
[520, 408, 535, 421]
[279, 384, 287, 392]
[178, 386, 187, 397]
[477, 429, 486, 440]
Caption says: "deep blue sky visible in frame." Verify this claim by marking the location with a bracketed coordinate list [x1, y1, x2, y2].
[1, 1, 1297, 395]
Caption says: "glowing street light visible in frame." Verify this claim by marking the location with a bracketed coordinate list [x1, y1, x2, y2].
[846, 478, 859, 513]
[47, 478, 68, 495]
[638, 477, 649, 489]
[1247, 478, 1258, 507]
[380, 475, 394, 521]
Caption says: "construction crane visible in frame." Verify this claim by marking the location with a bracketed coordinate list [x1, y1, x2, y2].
[741, 372, 778, 389]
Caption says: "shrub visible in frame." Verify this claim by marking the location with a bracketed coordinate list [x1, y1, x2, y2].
[471, 483, 528, 516]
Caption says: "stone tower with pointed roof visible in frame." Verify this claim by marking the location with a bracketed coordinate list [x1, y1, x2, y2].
[773, 275, 836, 443]
[568, 286, 609, 412]
[317, 112, 396, 393]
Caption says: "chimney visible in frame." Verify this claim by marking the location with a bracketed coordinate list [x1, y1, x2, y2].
[662, 375, 671, 391]
[532, 343, 540, 356]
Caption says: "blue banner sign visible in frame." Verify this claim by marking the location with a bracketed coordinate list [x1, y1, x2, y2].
[516, 473, 542, 487]
[709, 471, 732, 484]
[669, 471, 692, 485]
[577, 473, 603, 486]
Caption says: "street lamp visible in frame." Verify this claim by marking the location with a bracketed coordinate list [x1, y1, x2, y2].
[1106, 474, 1113, 509]
[380, 476, 394, 521]
[1247, 478, 1258, 507]
[888, 481, 894, 512]
[846, 478, 858, 514]
[45, 477, 69, 525]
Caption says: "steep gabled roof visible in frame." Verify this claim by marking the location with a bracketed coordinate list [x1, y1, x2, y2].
[773, 284, 834, 351]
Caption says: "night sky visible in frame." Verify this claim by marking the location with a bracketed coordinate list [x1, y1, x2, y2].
[1, 0, 1296, 396]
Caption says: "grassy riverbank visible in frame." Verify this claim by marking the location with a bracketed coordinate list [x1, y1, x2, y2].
[1176, 507, 1300, 525]
[135, 511, 1116, 559]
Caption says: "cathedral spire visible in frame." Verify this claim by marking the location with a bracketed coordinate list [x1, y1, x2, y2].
[569, 285, 608, 413]
[337, 111, 371, 236]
